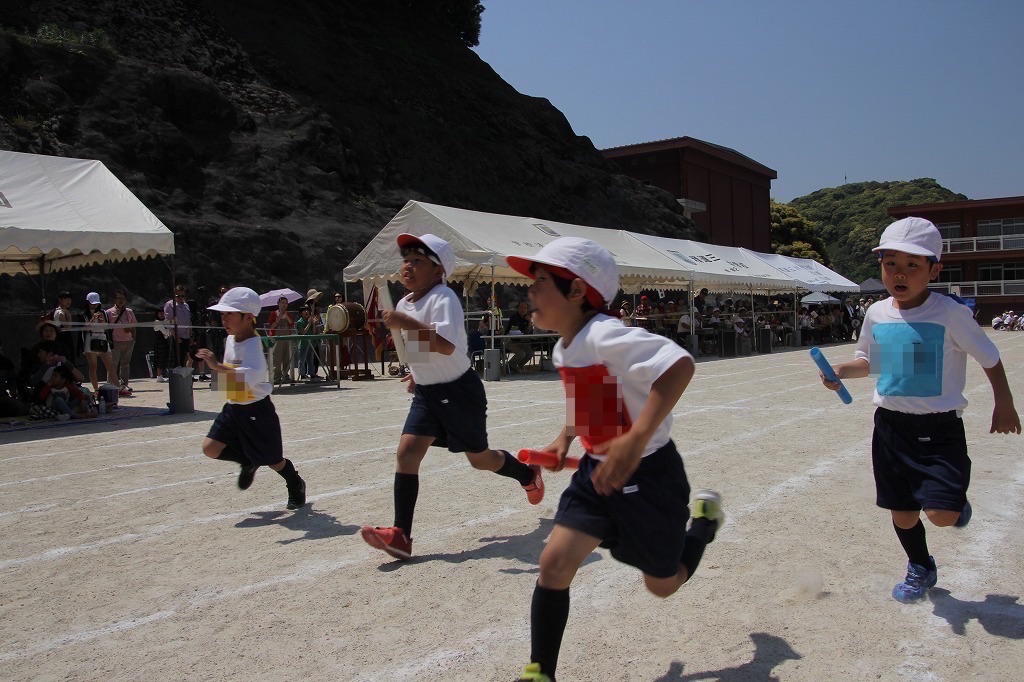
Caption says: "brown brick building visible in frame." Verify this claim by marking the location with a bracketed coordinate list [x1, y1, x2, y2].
[601, 136, 777, 251]
[887, 196, 1024, 322]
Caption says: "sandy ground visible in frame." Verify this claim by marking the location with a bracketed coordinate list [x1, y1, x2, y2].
[1, 332, 1022, 681]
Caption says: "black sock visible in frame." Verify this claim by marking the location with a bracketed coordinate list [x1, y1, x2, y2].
[680, 529, 710, 580]
[394, 473, 419, 537]
[894, 519, 933, 568]
[495, 450, 535, 486]
[275, 459, 301, 484]
[530, 583, 570, 678]
[217, 446, 248, 465]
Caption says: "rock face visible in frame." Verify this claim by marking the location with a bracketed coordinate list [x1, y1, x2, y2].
[1, 0, 699, 311]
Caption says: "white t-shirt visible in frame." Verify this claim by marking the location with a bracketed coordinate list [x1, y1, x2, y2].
[854, 293, 1000, 415]
[554, 313, 690, 459]
[396, 283, 470, 386]
[221, 335, 272, 404]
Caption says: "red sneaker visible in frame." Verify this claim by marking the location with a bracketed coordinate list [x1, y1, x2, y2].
[360, 526, 413, 560]
[522, 465, 544, 505]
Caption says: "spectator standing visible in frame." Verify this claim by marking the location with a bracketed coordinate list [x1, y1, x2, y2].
[164, 285, 193, 371]
[189, 286, 211, 382]
[106, 288, 137, 393]
[82, 292, 122, 394]
[267, 296, 296, 383]
[52, 290, 78, 360]
[152, 306, 172, 382]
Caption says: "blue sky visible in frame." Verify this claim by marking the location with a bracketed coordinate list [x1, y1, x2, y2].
[473, 1, 1024, 203]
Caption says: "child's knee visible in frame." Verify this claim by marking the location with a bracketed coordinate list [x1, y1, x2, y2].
[924, 508, 959, 527]
[644, 574, 682, 598]
[201, 438, 223, 458]
[538, 550, 580, 588]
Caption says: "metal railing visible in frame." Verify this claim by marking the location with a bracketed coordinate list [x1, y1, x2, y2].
[944, 235, 1024, 253]
[927, 280, 1024, 297]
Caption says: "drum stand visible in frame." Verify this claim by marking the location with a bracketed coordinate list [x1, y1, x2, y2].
[335, 330, 374, 381]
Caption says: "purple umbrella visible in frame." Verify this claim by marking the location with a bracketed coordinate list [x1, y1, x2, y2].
[259, 288, 304, 308]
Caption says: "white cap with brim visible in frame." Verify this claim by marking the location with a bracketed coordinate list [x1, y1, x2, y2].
[506, 237, 620, 307]
[86, 292, 101, 305]
[872, 216, 942, 261]
[208, 287, 261, 316]
[397, 232, 455, 279]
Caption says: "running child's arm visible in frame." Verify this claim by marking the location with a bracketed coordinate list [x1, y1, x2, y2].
[540, 426, 574, 472]
[820, 357, 870, 391]
[382, 310, 455, 355]
[590, 356, 695, 496]
[982, 360, 1021, 434]
[195, 348, 227, 372]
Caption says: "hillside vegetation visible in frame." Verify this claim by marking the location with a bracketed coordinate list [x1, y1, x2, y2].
[789, 179, 967, 283]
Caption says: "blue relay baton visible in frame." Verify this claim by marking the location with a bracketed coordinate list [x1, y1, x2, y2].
[810, 347, 853, 404]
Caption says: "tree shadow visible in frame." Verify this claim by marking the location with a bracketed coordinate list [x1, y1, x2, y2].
[376, 517, 603, 573]
[654, 632, 801, 681]
[929, 588, 1024, 638]
[234, 505, 360, 544]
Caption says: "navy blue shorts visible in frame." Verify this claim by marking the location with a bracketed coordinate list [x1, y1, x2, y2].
[403, 369, 489, 453]
[554, 441, 691, 578]
[872, 407, 970, 513]
[207, 397, 284, 466]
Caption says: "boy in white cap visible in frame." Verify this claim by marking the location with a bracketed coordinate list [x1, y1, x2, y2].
[360, 233, 543, 561]
[505, 237, 723, 682]
[196, 287, 306, 510]
[820, 217, 1019, 603]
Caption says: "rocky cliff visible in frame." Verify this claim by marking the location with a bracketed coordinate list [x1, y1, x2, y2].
[0, 0, 699, 312]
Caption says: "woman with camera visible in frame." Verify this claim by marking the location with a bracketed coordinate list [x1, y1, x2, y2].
[82, 291, 121, 393]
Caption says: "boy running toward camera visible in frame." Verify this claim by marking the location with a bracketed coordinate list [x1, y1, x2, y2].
[197, 287, 307, 511]
[820, 217, 1020, 603]
[360, 233, 543, 561]
[506, 237, 724, 682]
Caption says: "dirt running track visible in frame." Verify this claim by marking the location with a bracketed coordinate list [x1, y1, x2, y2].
[2, 331, 1022, 681]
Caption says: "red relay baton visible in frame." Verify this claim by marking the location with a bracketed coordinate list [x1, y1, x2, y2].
[517, 449, 580, 470]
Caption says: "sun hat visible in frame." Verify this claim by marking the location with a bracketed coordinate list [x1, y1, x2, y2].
[872, 217, 942, 261]
[86, 292, 101, 305]
[397, 233, 455, 278]
[208, 287, 261, 316]
[36, 319, 60, 335]
[305, 288, 323, 302]
[506, 237, 619, 308]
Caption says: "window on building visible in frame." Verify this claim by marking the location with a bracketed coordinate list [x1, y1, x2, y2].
[935, 222, 961, 239]
[937, 266, 961, 283]
[978, 217, 1024, 237]
[979, 262, 1024, 281]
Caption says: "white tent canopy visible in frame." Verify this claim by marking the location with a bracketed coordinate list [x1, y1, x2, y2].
[741, 250, 859, 293]
[344, 200, 695, 289]
[626, 233, 794, 291]
[0, 150, 175, 276]
[345, 200, 857, 299]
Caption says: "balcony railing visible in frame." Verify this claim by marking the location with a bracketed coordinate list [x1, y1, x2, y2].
[928, 280, 1024, 297]
[944, 235, 1024, 253]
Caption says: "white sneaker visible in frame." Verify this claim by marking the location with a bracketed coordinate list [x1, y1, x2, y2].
[156, 376, 168, 383]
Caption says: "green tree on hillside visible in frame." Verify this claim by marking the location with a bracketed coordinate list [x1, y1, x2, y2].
[789, 179, 966, 282]
[770, 201, 830, 264]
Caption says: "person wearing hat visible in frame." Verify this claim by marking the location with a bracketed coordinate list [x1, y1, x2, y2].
[196, 287, 306, 511]
[819, 216, 1020, 605]
[360, 233, 543, 561]
[81, 291, 123, 394]
[504, 237, 723, 682]
[300, 289, 325, 380]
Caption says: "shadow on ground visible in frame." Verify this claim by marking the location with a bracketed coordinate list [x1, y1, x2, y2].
[654, 632, 801, 681]
[234, 506, 360, 544]
[929, 588, 1024, 638]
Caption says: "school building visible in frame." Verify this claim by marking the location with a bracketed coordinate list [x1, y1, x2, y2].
[600, 136, 777, 252]
[887, 196, 1024, 322]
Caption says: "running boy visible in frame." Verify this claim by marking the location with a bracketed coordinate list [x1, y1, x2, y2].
[820, 217, 1020, 603]
[360, 233, 543, 560]
[505, 237, 724, 682]
[197, 287, 306, 510]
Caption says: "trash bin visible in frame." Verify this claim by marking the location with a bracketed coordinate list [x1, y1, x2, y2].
[718, 329, 737, 357]
[483, 348, 502, 382]
[757, 327, 773, 353]
[168, 366, 194, 414]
